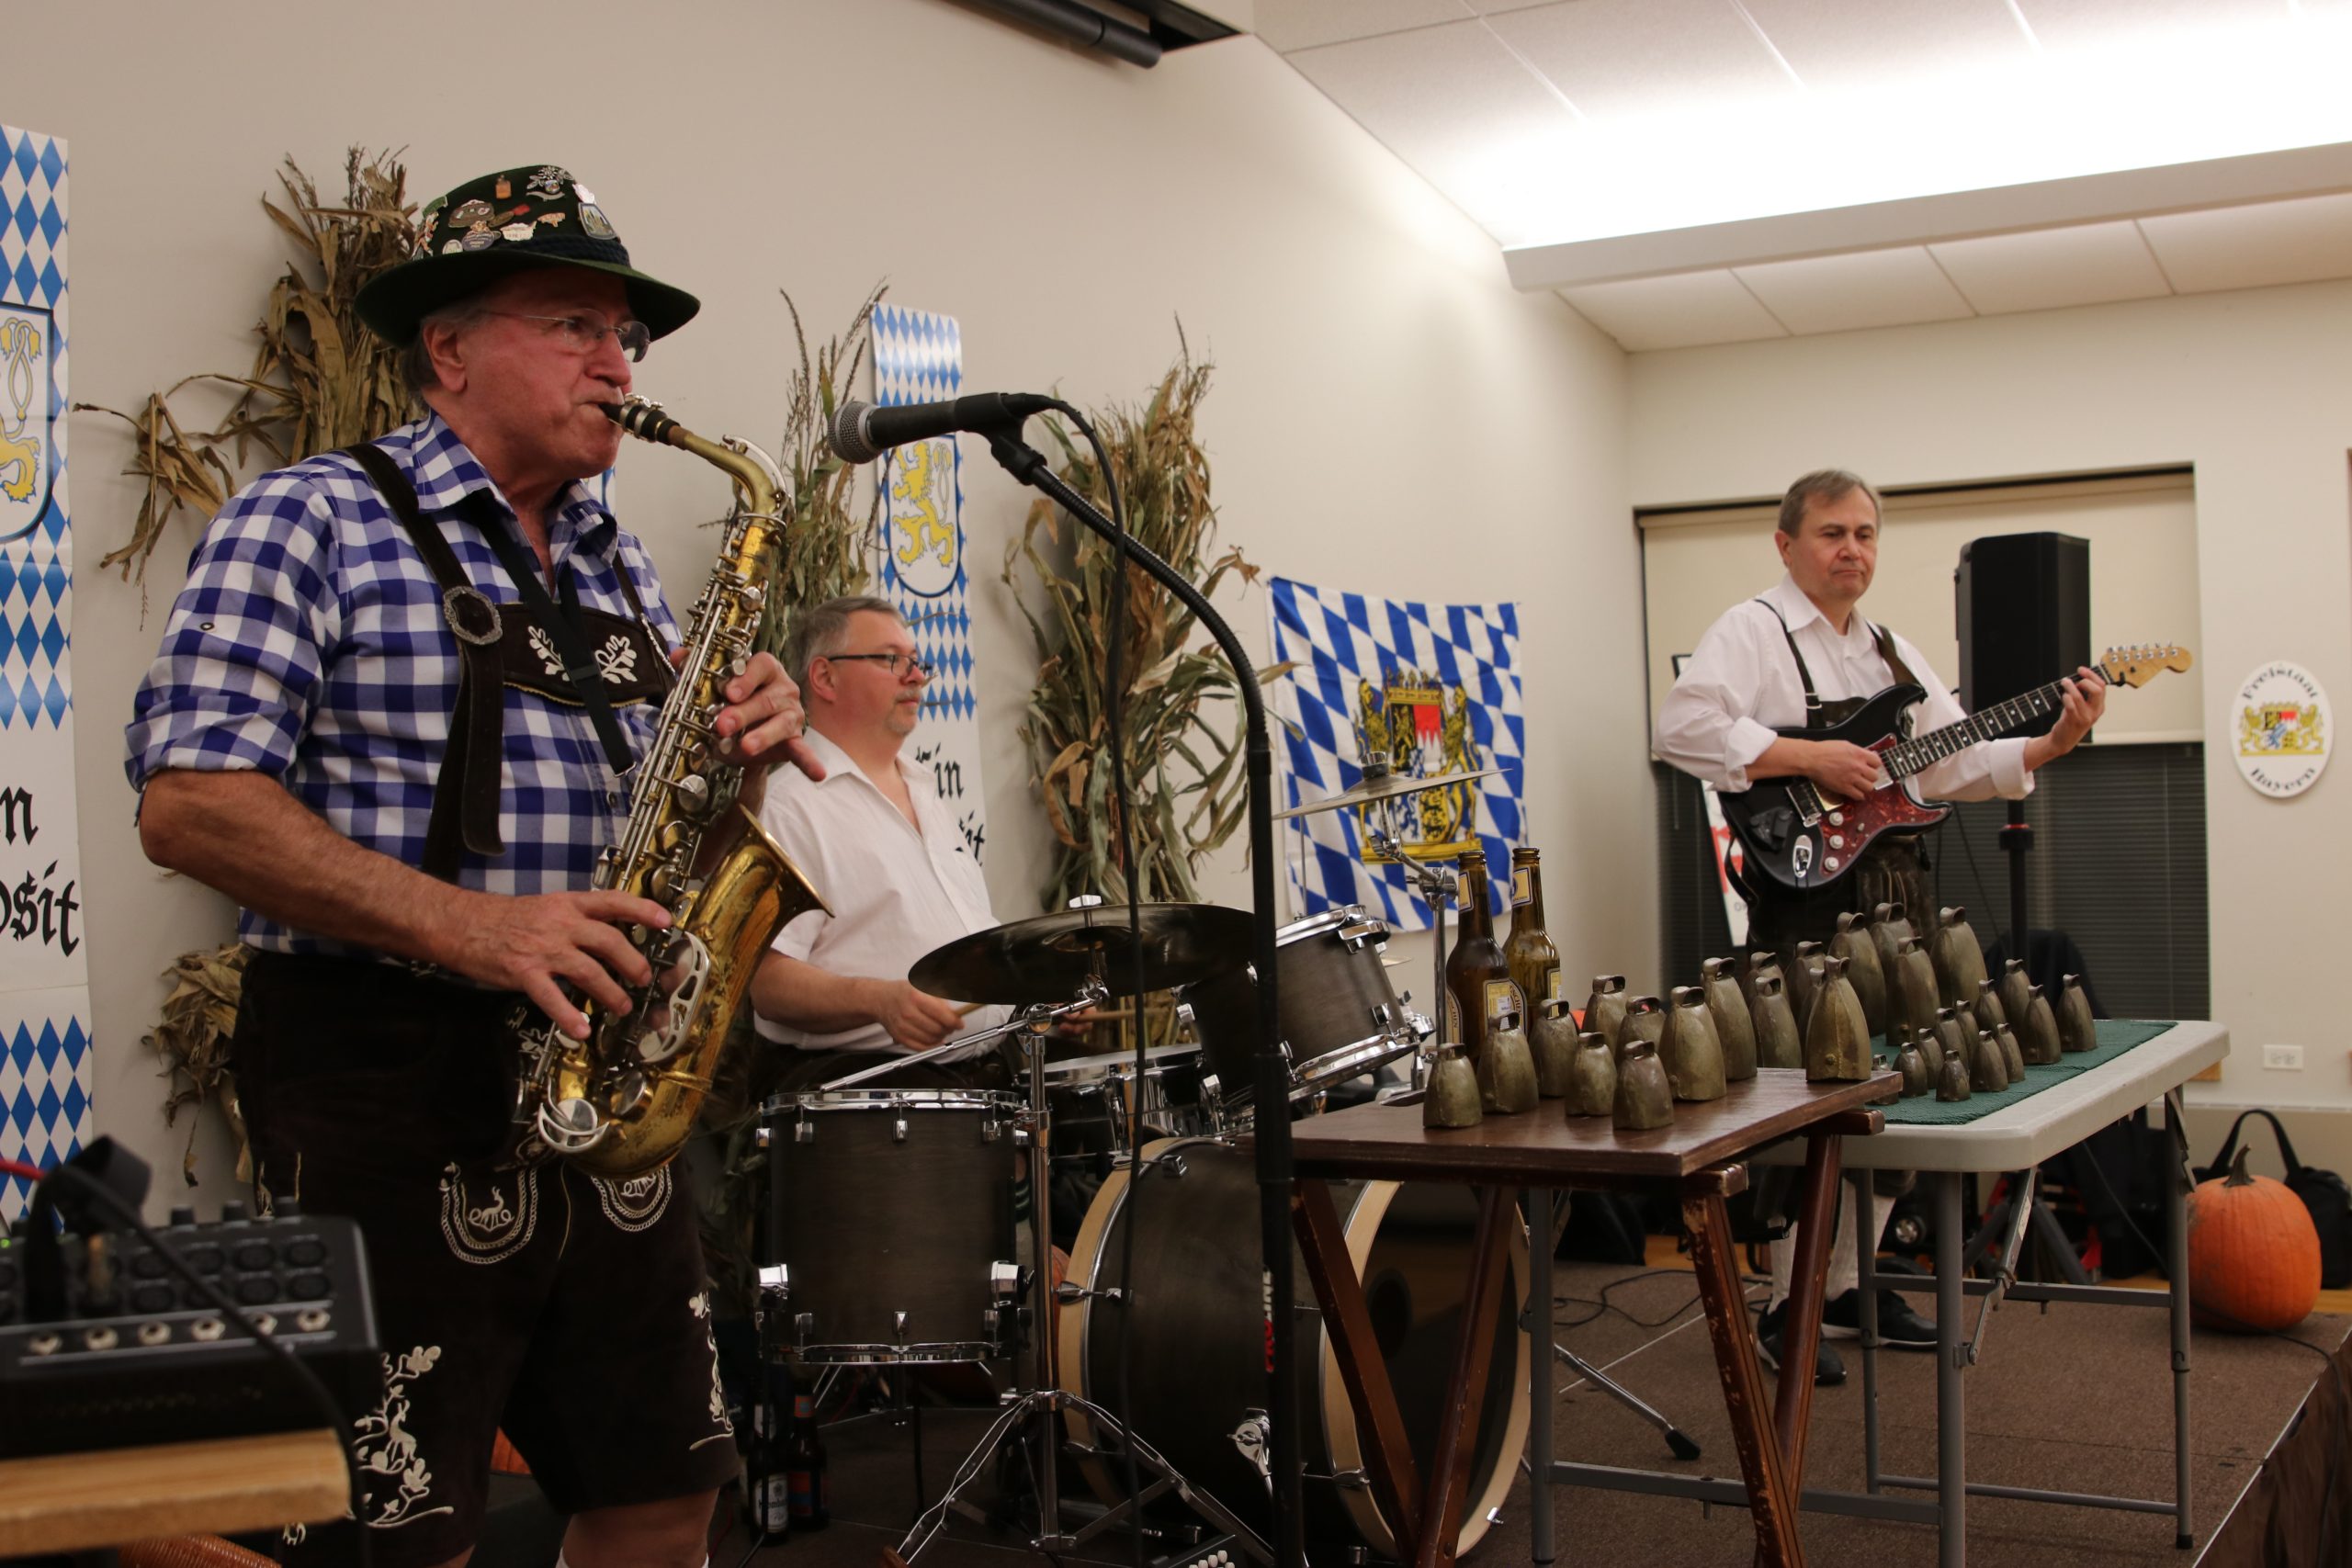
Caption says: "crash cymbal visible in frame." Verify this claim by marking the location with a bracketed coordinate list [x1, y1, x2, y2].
[1273, 764, 1502, 821]
[910, 902, 1253, 1005]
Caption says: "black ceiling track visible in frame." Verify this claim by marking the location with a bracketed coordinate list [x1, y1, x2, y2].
[956, 0, 1240, 67]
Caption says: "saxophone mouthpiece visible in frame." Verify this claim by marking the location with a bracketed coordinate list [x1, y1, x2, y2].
[605, 396, 683, 446]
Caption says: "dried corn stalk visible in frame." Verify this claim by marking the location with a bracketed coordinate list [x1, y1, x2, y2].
[144, 942, 252, 1185]
[79, 147, 419, 601]
[1005, 341, 1281, 1044]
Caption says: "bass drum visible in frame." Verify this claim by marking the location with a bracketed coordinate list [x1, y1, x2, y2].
[1057, 1138, 1530, 1557]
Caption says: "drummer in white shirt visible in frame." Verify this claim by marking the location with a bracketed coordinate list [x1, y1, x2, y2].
[748, 595, 1011, 1085]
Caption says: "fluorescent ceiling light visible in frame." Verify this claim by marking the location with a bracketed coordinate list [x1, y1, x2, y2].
[1482, 7, 2352, 252]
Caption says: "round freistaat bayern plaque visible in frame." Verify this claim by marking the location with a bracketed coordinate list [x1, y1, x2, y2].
[2233, 661, 2330, 798]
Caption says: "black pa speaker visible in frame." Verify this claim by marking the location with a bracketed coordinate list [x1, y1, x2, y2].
[1954, 531, 2090, 739]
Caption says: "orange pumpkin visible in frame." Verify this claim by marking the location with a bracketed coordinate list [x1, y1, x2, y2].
[2188, 1148, 2322, 1332]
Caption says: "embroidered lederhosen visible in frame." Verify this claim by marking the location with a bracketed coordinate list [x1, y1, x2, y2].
[1736, 601, 1934, 959]
[224, 453, 738, 1566]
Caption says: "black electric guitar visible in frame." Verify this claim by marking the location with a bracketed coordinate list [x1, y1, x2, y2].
[1718, 642, 2193, 891]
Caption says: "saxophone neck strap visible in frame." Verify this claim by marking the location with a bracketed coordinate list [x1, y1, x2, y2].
[341, 442, 505, 881]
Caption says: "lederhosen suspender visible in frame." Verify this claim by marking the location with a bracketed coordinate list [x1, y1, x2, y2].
[340, 444, 670, 880]
[1754, 598, 1923, 728]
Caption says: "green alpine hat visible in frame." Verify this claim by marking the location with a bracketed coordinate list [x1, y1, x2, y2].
[356, 164, 700, 345]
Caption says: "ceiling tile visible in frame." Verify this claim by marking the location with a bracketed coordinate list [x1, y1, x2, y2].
[2138, 190, 2352, 292]
[1484, 0, 1801, 126]
[1736, 0, 2036, 93]
[1732, 247, 1975, 333]
[1284, 19, 1585, 238]
[1253, 0, 1473, 53]
[1928, 221, 2172, 313]
[2015, 0, 2294, 54]
[1558, 270, 1792, 351]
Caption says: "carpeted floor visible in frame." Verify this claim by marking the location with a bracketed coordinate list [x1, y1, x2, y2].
[713, 1256, 2347, 1568]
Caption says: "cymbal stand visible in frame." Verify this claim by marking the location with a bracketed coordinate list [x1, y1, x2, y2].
[897, 995, 1272, 1567]
[1364, 822, 1453, 1091]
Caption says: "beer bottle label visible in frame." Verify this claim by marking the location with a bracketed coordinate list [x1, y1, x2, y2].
[1485, 979, 1521, 1029]
[1546, 966, 1562, 1002]
[1511, 868, 1532, 906]
[1446, 995, 1461, 1041]
[757, 1474, 791, 1534]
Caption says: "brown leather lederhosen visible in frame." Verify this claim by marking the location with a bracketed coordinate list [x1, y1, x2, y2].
[1736, 600, 1934, 962]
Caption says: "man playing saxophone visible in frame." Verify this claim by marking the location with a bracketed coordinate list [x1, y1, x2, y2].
[125, 165, 814, 1568]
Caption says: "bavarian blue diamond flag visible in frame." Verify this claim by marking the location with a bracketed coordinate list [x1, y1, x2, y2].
[0, 121, 82, 1224]
[1269, 578, 1524, 932]
[870, 304, 988, 864]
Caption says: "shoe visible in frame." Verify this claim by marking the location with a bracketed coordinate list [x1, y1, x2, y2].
[1757, 1301, 1845, 1385]
[1821, 1288, 1938, 1348]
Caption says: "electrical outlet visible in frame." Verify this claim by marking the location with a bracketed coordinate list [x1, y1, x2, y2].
[2264, 1043, 2305, 1071]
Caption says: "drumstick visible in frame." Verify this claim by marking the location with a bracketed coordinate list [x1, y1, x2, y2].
[956, 1000, 986, 1017]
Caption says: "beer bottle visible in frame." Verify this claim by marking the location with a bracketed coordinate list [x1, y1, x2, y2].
[786, 1390, 831, 1529]
[1502, 846, 1562, 1018]
[1448, 849, 1536, 1111]
[744, 1395, 791, 1540]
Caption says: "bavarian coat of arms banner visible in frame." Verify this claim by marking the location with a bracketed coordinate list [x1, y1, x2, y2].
[1268, 576, 1524, 932]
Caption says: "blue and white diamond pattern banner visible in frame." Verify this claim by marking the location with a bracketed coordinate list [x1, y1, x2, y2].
[871, 304, 987, 863]
[0, 120, 81, 1223]
[1268, 577, 1524, 933]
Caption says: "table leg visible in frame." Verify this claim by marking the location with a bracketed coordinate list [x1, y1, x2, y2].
[1293, 1179, 1422, 1558]
[2165, 1098, 2194, 1551]
[1936, 1170, 1966, 1568]
[1685, 1189, 1805, 1568]
[1418, 1186, 1512, 1568]
[1773, 1131, 1843, 1473]
[1854, 1172, 1881, 1495]
[1527, 1189, 1556, 1564]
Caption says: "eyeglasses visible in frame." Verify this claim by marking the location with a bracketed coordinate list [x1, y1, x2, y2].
[482, 310, 652, 363]
[823, 651, 933, 680]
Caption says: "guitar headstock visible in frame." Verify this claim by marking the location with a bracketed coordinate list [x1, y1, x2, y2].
[2096, 643, 2195, 689]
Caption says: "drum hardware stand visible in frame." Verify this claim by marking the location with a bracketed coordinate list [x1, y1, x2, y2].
[1545, 1340, 1702, 1461]
[893, 996, 1273, 1567]
[1521, 1188, 1702, 1474]
[1363, 824, 1453, 1091]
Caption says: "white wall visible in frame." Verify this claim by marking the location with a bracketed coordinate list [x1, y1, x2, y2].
[16, 0, 1638, 1214]
[1626, 279, 2352, 1164]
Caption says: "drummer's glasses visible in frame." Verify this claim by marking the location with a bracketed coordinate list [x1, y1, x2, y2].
[824, 651, 934, 681]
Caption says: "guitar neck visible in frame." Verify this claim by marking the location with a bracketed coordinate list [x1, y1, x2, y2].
[1883, 667, 2103, 780]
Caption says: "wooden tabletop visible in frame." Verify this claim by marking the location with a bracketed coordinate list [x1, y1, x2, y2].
[1268, 1066, 1897, 1187]
[0, 1428, 349, 1554]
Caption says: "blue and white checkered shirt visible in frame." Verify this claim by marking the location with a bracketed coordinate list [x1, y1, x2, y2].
[124, 412, 681, 957]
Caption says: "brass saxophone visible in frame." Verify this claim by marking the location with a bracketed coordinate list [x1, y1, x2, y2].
[508, 395, 829, 1177]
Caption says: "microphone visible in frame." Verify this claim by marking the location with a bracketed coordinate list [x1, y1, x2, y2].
[828, 392, 1057, 464]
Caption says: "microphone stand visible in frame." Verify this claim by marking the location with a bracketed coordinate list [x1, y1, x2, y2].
[984, 423, 1304, 1568]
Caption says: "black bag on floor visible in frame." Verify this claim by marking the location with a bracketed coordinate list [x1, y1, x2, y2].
[2196, 1110, 2352, 1289]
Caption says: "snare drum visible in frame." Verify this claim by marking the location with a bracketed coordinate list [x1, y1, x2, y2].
[763, 1089, 1018, 1365]
[1043, 1043, 1212, 1160]
[1177, 906, 1429, 1111]
[1058, 1137, 1531, 1555]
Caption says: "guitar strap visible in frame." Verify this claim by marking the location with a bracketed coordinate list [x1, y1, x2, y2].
[1746, 599, 1933, 934]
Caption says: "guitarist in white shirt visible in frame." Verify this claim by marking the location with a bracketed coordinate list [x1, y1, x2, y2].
[1657, 468, 2106, 1382]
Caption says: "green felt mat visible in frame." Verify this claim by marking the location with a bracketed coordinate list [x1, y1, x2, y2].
[1871, 1018, 2176, 1125]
